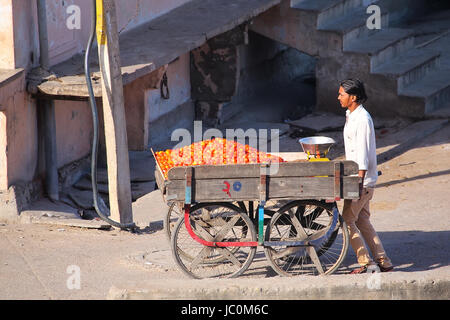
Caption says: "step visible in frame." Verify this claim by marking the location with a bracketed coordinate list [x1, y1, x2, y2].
[292, 0, 380, 28]
[426, 103, 450, 119]
[19, 198, 112, 229]
[344, 28, 415, 71]
[291, 0, 344, 12]
[317, 1, 389, 49]
[399, 61, 450, 114]
[291, 0, 361, 27]
[372, 47, 441, 91]
[318, 0, 373, 28]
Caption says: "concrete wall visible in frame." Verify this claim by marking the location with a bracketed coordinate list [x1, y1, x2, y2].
[0, 0, 193, 68]
[45, 0, 192, 67]
[147, 53, 191, 123]
[0, 0, 15, 69]
[48, 52, 192, 164]
[234, 31, 315, 103]
[54, 100, 93, 168]
[0, 0, 40, 69]
[0, 90, 7, 190]
[11, 0, 40, 70]
[146, 52, 193, 148]
[0, 71, 38, 190]
[0, 0, 195, 214]
[0, 0, 40, 70]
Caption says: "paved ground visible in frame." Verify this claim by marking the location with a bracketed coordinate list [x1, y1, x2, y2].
[0, 114, 449, 300]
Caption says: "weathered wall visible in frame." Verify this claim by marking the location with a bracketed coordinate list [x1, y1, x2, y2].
[45, 0, 192, 67]
[0, 0, 15, 69]
[11, 0, 40, 70]
[1, 0, 193, 68]
[0, 98, 7, 190]
[190, 27, 316, 125]
[123, 63, 168, 151]
[0, 0, 196, 219]
[53, 52, 192, 158]
[0, 0, 39, 70]
[234, 31, 315, 103]
[46, 0, 85, 67]
[0, 71, 41, 222]
[54, 100, 93, 168]
[147, 52, 193, 148]
[190, 26, 247, 126]
[0, 71, 38, 190]
[147, 53, 191, 124]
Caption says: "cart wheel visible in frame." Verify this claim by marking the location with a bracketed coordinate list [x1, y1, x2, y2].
[165, 201, 247, 243]
[170, 203, 243, 263]
[264, 200, 349, 277]
[171, 202, 257, 279]
[164, 202, 183, 241]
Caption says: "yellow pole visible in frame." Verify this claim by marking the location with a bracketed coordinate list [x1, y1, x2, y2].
[96, 0, 107, 45]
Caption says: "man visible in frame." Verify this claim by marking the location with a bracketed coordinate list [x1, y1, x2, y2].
[338, 78, 393, 274]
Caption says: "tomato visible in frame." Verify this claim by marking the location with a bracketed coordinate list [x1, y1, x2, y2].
[155, 138, 285, 179]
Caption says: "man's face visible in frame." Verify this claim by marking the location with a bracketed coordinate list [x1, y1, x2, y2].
[338, 86, 354, 109]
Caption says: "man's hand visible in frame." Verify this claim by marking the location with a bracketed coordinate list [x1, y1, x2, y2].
[358, 170, 366, 196]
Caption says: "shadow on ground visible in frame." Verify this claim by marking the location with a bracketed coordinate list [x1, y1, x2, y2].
[341, 230, 450, 273]
[238, 230, 450, 278]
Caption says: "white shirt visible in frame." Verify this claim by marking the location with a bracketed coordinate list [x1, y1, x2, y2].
[343, 105, 378, 188]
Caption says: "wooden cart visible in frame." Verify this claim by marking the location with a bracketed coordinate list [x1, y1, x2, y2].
[155, 159, 360, 279]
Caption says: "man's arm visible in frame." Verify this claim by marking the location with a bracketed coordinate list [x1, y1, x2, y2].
[356, 117, 372, 193]
[356, 119, 371, 172]
[359, 170, 366, 195]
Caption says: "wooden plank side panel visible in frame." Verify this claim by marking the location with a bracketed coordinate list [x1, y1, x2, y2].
[165, 176, 360, 202]
[167, 161, 359, 180]
[342, 176, 360, 199]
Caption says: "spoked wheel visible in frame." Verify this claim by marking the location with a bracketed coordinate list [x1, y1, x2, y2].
[164, 202, 183, 241]
[264, 200, 349, 277]
[165, 201, 251, 241]
[172, 203, 245, 263]
[171, 202, 257, 279]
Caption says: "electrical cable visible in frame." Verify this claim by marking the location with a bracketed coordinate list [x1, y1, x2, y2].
[84, 0, 136, 231]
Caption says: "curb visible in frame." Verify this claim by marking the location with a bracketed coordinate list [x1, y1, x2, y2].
[107, 270, 450, 300]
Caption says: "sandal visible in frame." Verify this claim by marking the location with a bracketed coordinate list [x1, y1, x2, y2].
[349, 265, 368, 274]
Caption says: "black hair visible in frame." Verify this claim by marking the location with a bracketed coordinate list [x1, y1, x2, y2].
[340, 78, 368, 103]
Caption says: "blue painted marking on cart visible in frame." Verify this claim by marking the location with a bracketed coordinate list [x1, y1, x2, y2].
[185, 186, 191, 204]
[258, 203, 264, 244]
[233, 181, 242, 192]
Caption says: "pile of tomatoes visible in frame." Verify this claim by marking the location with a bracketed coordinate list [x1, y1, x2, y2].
[154, 138, 285, 179]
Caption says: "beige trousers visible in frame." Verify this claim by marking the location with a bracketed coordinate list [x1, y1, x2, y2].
[342, 188, 392, 268]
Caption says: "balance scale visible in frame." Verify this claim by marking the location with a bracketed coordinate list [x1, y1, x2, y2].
[299, 136, 336, 161]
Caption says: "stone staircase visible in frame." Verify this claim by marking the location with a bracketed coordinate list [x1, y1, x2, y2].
[250, 0, 450, 118]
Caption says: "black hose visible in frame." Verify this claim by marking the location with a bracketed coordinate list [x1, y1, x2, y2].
[84, 0, 136, 231]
